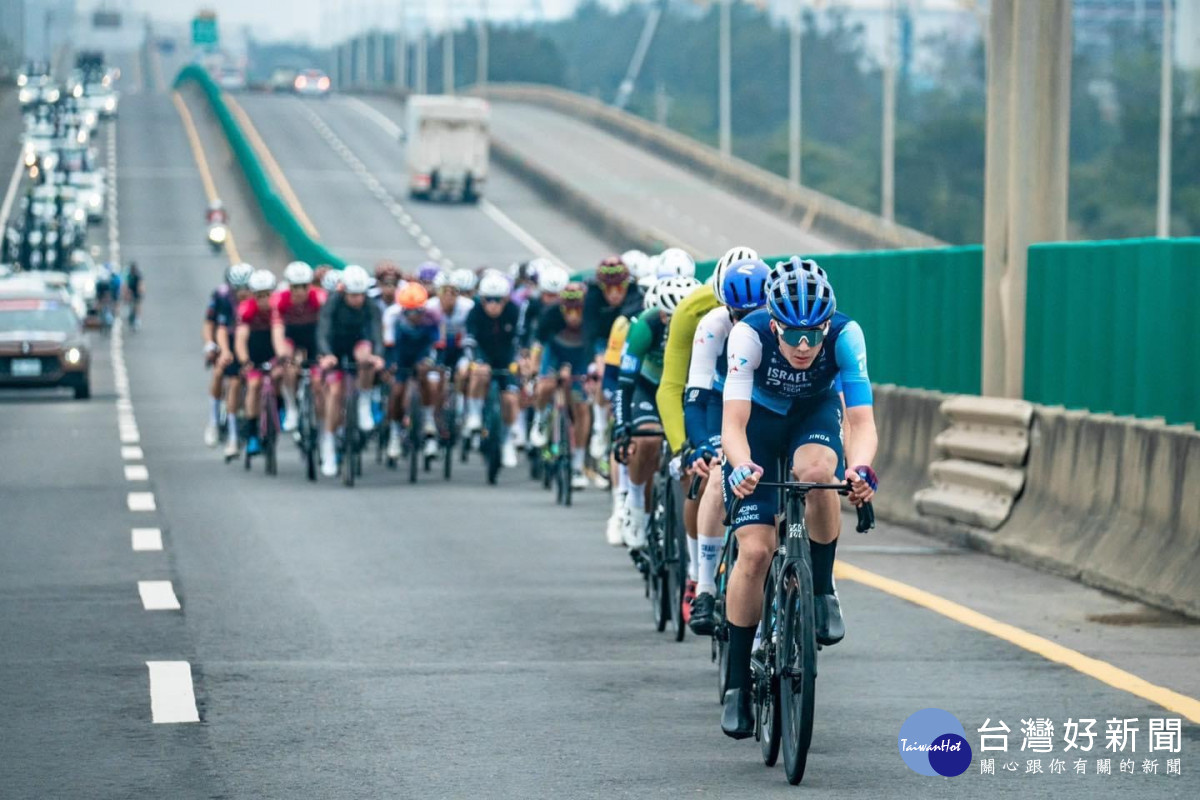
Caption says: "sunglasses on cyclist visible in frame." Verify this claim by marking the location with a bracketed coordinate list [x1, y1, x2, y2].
[254, 291, 272, 300]
[291, 283, 311, 291]
[481, 296, 506, 305]
[777, 323, 827, 348]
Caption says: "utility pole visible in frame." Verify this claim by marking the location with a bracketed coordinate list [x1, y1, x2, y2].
[981, 0, 1072, 399]
[396, 0, 408, 90]
[477, 0, 488, 89]
[1156, 0, 1174, 238]
[788, 0, 803, 186]
[881, 0, 897, 221]
[719, 0, 732, 159]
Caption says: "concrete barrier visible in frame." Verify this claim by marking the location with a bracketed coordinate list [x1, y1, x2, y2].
[489, 138, 688, 256]
[867, 385, 949, 526]
[475, 84, 945, 252]
[996, 409, 1200, 618]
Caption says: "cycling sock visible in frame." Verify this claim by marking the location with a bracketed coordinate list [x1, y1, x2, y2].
[687, 536, 699, 582]
[726, 622, 757, 693]
[617, 464, 630, 494]
[571, 447, 585, 471]
[421, 405, 435, 426]
[592, 402, 608, 432]
[389, 420, 402, 438]
[627, 483, 645, 512]
[226, 414, 238, 441]
[698, 535, 723, 593]
[468, 397, 484, 417]
[281, 386, 297, 413]
[809, 539, 837, 595]
[209, 397, 220, 426]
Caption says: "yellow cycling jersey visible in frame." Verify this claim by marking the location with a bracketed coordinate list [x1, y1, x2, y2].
[656, 284, 720, 452]
[604, 315, 631, 367]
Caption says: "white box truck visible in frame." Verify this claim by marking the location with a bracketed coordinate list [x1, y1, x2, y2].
[404, 95, 490, 203]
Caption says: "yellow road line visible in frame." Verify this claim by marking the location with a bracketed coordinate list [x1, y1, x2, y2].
[223, 94, 321, 238]
[835, 561, 1200, 723]
[172, 91, 241, 265]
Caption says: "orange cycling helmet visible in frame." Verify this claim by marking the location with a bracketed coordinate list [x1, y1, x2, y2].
[397, 282, 429, 310]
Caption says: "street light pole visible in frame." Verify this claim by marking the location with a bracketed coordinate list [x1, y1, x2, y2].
[719, 0, 732, 159]
[788, 0, 803, 186]
[443, 6, 455, 94]
[1156, 0, 1174, 238]
[477, 0, 488, 89]
[881, 0, 897, 222]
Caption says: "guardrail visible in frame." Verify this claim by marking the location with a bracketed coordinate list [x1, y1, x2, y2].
[174, 65, 346, 269]
[474, 83, 945, 253]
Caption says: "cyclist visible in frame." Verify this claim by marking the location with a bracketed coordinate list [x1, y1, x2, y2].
[271, 261, 322, 432]
[654, 245, 758, 624]
[124, 261, 144, 330]
[611, 275, 700, 551]
[464, 271, 522, 467]
[372, 261, 401, 312]
[718, 265, 877, 739]
[383, 282, 441, 460]
[517, 260, 565, 350]
[234, 269, 280, 457]
[430, 268, 477, 431]
[316, 264, 385, 478]
[584, 256, 644, 470]
[682, 256, 772, 635]
[415, 261, 443, 294]
[533, 281, 592, 489]
[203, 262, 253, 450]
[622, 249, 653, 286]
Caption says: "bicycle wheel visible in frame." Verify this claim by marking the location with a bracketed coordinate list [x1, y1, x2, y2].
[342, 390, 357, 488]
[667, 478, 687, 642]
[484, 410, 502, 486]
[647, 478, 670, 631]
[780, 564, 817, 785]
[298, 383, 317, 482]
[757, 560, 782, 767]
[559, 405, 573, 506]
[408, 394, 421, 485]
[262, 391, 278, 477]
[442, 399, 456, 480]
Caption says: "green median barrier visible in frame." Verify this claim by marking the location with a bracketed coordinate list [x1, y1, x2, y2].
[174, 64, 346, 269]
[1026, 237, 1200, 425]
[695, 246, 984, 395]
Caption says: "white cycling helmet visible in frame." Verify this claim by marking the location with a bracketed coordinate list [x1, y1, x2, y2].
[432, 270, 451, 290]
[622, 249, 653, 281]
[478, 270, 512, 299]
[649, 275, 700, 316]
[321, 269, 343, 292]
[537, 264, 570, 294]
[226, 262, 254, 288]
[657, 247, 696, 279]
[283, 260, 314, 286]
[450, 268, 478, 293]
[712, 245, 759, 303]
[341, 264, 371, 294]
[248, 269, 277, 293]
[637, 274, 658, 291]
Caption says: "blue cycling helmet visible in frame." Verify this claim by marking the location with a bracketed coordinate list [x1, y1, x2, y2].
[766, 269, 836, 328]
[769, 255, 827, 284]
[720, 258, 771, 311]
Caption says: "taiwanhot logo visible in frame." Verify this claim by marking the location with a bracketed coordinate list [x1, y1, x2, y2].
[898, 708, 973, 777]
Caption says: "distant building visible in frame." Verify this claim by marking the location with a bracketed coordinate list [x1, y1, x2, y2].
[19, 0, 77, 64]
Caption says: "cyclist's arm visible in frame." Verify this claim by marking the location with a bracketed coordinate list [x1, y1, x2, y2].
[721, 321, 762, 469]
[234, 323, 251, 365]
[616, 312, 653, 430]
[364, 301, 384, 356]
[203, 318, 216, 348]
[316, 298, 335, 355]
[682, 312, 726, 449]
[216, 324, 231, 354]
[836, 321, 877, 469]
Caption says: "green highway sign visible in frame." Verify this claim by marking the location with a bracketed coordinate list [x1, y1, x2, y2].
[192, 16, 218, 46]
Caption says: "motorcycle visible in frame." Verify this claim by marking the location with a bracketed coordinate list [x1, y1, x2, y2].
[207, 222, 228, 253]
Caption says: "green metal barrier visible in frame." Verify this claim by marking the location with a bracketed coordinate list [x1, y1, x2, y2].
[695, 247, 984, 394]
[174, 65, 346, 269]
[1026, 238, 1200, 425]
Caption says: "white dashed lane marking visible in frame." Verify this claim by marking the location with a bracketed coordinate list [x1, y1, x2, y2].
[124, 465, 150, 481]
[131, 528, 163, 552]
[138, 580, 180, 611]
[146, 662, 200, 723]
[127, 492, 156, 512]
[121, 446, 144, 460]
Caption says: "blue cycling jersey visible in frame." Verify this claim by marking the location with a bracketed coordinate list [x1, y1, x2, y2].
[724, 309, 872, 415]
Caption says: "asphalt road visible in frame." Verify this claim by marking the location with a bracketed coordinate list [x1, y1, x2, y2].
[1, 64, 1199, 799]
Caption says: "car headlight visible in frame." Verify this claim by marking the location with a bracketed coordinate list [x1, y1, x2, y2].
[73, 85, 83, 98]
[88, 195, 102, 209]
[104, 98, 116, 111]
[65, 347, 83, 365]
[17, 75, 28, 87]
[47, 89, 60, 102]
[19, 88, 34, 103]
[74, 208, 86, 223]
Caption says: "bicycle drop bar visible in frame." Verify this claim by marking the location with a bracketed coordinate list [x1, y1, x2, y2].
[687, 474, 703, 500]
[724, 480, 875, 534]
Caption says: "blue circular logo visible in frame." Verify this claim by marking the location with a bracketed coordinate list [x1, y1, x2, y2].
[898, 708, 972, 777]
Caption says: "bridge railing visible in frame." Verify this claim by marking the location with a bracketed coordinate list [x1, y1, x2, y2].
[173, 64, 345, 269]
[474, 83, 945, 253]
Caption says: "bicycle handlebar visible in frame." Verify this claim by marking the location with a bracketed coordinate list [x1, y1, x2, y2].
[723, 480, 875, 534]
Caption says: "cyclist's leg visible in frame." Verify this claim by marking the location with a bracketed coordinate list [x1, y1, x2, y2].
[223, 366, 242, 447]
[278, 341, 299, 426]
[416, 360, 438, 435]
[244, 370, 263, 445]
[352, 341, 377, 430]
